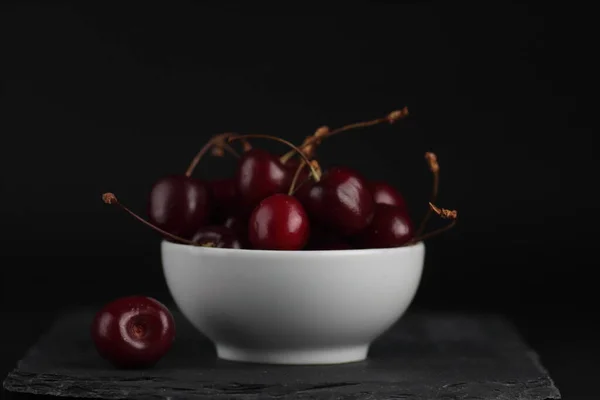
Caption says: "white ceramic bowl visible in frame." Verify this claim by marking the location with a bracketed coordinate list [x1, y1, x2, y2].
[161, 240, 425, 365]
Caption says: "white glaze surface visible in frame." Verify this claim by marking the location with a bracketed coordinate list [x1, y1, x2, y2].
[162, 241, 425, 364]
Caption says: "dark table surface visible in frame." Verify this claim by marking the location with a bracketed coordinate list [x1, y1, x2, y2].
[0, 309, 596, 399]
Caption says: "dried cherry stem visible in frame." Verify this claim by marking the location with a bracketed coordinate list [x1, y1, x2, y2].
[407, 202, 458, 245]
[101, 192, 198, 246]
[415, 152, 440, 237]
[279, 107, 409, 163]
[185, 133, 252, 177]
[228, 134, 322, 183]
[210, 143, 239, 158]
[280, 127, 329, 164]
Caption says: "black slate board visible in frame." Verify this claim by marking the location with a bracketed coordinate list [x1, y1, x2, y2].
[2, 308, 560, 399]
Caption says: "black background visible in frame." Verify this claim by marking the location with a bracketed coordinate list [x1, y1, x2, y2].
[0, 1, 598, 398]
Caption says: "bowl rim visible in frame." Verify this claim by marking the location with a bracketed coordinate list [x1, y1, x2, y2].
[161, 240, 425, 258]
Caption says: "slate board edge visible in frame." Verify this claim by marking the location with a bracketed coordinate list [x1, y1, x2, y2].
[526, 349, 561, 399]
[2, 309, 563, 399]
[2, 350, 562, 400]
[3, 371, 562, 400]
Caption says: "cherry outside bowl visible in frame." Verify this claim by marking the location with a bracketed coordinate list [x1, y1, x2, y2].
[161, 240, 425, 365]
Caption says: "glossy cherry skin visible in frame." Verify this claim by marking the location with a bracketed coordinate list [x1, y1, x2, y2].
[148, 175, 211, 239]
[191, 225, 243, 248]
[235, 148, 290, 217]
[248, 194, 310, 250]
[368, 181, 407, 210]
[299, 167, 375, 236]
[207, 178, 238, 224]
[352, 204, 414, 248]
[91, 296, 175, 369]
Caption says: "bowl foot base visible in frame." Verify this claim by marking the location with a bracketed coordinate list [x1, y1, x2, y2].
[216, 344, 369, 365]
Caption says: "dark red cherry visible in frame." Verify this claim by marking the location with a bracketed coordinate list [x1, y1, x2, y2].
[148, 175, 211, 239]
[207, 178, 238, 224]
[310, 242, 353, 250]
[300, 167, 375, 236]
[235, 148, 289, 217]
[224, 215, 245, 234]
[223, 216, 251, 248]
[305, 224, 352, 250]
[191, 225, 243, 248]
[283, 158, 312, 184]
[223, 216, 243, 233]
[292, 177, 313, 203]
[249, 194, 309, 250]
[352, 204, 414, 248]
[91, 296, 175, 369]
[368, 181, 407, 210]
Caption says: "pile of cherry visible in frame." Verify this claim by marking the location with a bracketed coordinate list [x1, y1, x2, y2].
[91, 108, 458, 370]
[102, 108, 457, 251]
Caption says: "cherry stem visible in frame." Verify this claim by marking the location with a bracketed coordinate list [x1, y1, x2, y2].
[289, 160, 321, 195]
[407, 202, 458, 245]
[415, 152, 440, 237]
[211, 142, 240, 159]
[287, 161, 307, 195]
[290, 177, 311, 196]
[280, 127, 329, 164]
[185, 133, 251, 177]
[228, 134, 322, 182]
[101, 193, 198, 246]
[279, 107, 409, 163]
